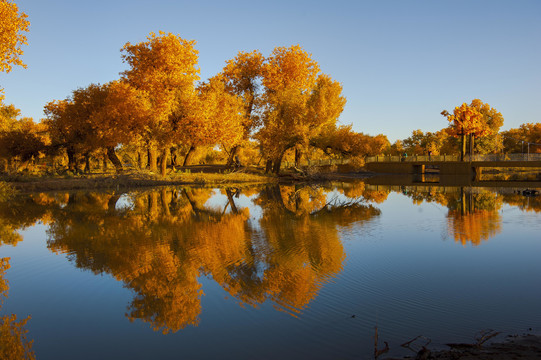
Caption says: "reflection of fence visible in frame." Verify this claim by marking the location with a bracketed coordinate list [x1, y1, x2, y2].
[283, 158, 350, 168]
[366, 153, 541, 163]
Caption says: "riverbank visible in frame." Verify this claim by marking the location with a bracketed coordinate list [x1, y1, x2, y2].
[387, 334, 541, 359]
[1, 165, 375, 192]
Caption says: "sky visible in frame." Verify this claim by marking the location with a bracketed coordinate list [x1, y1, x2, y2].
[2, 0, 540, 142]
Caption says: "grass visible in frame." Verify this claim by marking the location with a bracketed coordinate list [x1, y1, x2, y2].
[170, 169, 273, 184]
[0, 166, 277, 192]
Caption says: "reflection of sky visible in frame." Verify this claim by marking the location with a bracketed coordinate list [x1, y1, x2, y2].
[203, 188, 264, 223]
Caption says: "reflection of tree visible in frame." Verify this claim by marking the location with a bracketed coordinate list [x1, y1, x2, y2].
[2, 185, 380, 334]
[0, 257, 35, 360]
[500, 192, 541, 213]
[446, 189, 503, 246]
[397, 186, 503, 246]
[0, 192, 54, 246]
[245, 185, 381, 314]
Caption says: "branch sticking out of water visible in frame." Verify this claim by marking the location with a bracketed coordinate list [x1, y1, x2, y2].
[374, 326, 389, 359]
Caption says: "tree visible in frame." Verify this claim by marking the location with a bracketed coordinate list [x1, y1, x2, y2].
[44, 84, 108, 172]
[442, 102, 484, 161]
[0, 0, 30, 100]
[402, 129, 447, 155]
[0, 103, 44, 172]
[442, 99, 502, 160]
[121, 31, 200, 174]
[502, 123, 541, 154]
[169, 78, 245, 169]
[469, 99, 504, 154]
[218, 50, 264, 167]
[258, 45, 320, 173]
[257, 45, 347, 173]
[313, 125, 389, 159]
[92, 81, 152, 171]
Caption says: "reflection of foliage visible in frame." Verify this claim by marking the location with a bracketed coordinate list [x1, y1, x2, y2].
[0, 184, 380, 333]
[39, 185, 379, 332]
[447, 210, 501, 246]
[0, 258, 9, 302]
[0, 190, 53, 247]
[338, 182, 389, 204]
[0, 182, 16, 202]
[500, 192, 541, 213]
[398, 186, 503, 246]
[0, 258, 35, 360]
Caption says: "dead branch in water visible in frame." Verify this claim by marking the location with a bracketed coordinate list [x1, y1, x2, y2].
[374, 326, 389, 359]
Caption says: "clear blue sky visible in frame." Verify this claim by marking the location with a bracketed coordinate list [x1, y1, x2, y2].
[2, 0, 540, 142]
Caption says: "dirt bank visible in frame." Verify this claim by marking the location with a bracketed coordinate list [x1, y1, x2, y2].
[387, 334, 541, 359]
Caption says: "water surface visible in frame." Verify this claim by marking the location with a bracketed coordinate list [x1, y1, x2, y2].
[1, 182, 541, 359]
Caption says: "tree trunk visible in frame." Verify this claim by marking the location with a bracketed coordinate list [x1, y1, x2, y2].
[67, 148, 76, 172]
[170, 147, 181, 167]
[265, 159, 273, 174]
[106, 147, 123, 172]
[461, 134, 466, 162]
[148, 143, 158, 173]
[160, 147, 170, 177]
[137, 149, 145, 170]
[84, 153, 91, 173]
[226, 145, 240, 167]
[225, 189, 239, 214]
[295, 148, 302, 168]
[183, 145, 196, 167]
[272, 152, 285, 174]
[470, 134, 475, 161]
[102, 152, 108, 171]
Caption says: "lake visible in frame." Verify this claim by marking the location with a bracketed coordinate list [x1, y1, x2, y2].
[1, 181, 541, 359]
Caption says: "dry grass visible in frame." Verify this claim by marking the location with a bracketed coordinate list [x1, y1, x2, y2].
[1, 167, 275, 192]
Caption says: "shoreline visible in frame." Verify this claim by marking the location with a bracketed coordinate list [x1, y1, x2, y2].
[387, 333, 541, 359]
[1, 171, 376, 192]
[4, 170, 541, 193]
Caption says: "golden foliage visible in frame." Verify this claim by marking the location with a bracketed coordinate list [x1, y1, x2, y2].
[443, 99, 501, 140]
[0, 258, 35, 360]
[220, 49, 264, 130]
[121, 31, 199, 123]
[447, 210, 501, 246]
[444, 103, 487, 137]
[262, 45, 320, 93]
[0, 0, 29, 73]
[257, 47, 347, 170]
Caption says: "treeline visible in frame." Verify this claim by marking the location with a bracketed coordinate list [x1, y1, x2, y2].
[391, 99, 541, 158]
[2, 32, 540, 176]
[0, 32, 388, 176]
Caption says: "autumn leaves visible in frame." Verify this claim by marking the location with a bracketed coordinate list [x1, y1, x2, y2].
[0, 0, 29, 100]
[41, 32, 371, 175]
[441, 99, 503, 161]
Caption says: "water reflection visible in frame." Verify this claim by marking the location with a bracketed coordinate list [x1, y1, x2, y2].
[1, 183, 540, 337]
[0, 184, 380, 334]
[446, 189, 503, 246]
[0, 258, 35, 359]
[380, 185, 508, 246]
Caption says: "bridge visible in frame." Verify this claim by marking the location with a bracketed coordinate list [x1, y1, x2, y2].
[365, 154, 541, 178]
